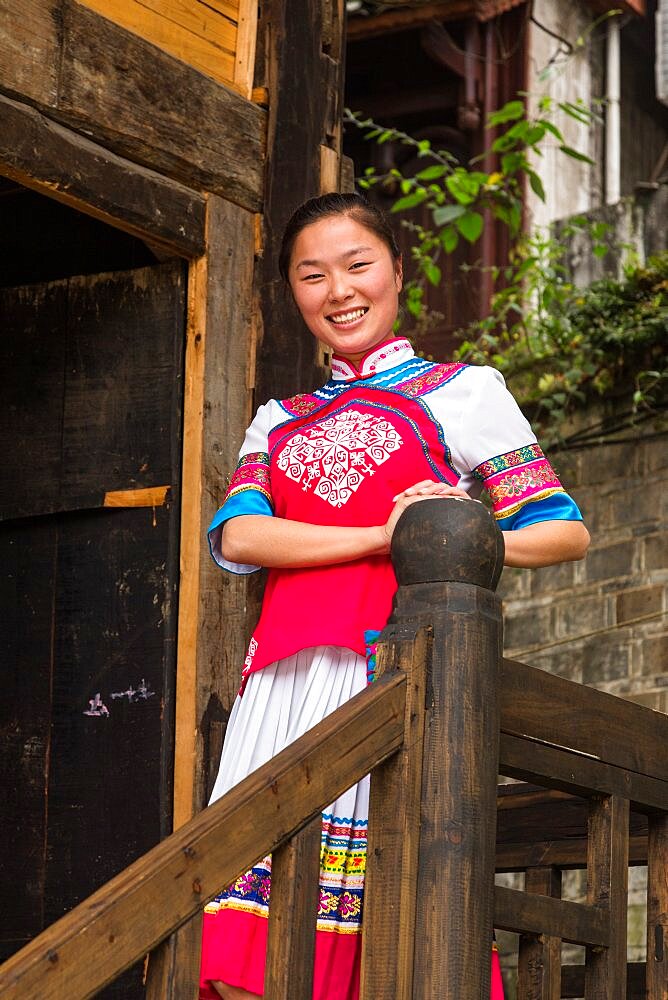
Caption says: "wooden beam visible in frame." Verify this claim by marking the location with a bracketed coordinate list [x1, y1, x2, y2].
[255, 0, 346, 404]
[646, 813, 668, 1000]
[584, 795, 629, 999]
[501, 658, 668, 783]
[0, 673, 407, 1000]
[361, 627, 431, 1000]
[499, 732, 668, 813]
[495, 834, 648, 873]
[103, 486, 170, 508]
[517, 867, 562, 1000]
[0, 0, 265, 212]
[561, 963, 646, 999]
[264, 817, 321, 999]
[233, 0, 260, 99]
[494, 886, 610, 947]
[347, 1, 476, 40]
[0, 93, 206, 257]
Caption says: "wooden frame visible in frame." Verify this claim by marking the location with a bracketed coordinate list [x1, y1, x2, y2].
[0, 0, 265, 210]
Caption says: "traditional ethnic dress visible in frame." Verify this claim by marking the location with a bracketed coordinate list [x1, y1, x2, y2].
[199, 338, 583, 999]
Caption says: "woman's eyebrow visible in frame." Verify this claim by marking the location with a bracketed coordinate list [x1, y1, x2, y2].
[295, 246, 375, 269]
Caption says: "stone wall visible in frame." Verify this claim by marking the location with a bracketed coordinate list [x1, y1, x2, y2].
[495, 425, 666, 994]
[500, 429, 667, 712]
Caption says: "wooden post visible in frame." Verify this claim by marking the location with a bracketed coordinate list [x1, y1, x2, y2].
[646, 813, 668, 1000]
[518, 866, 563, 1000]
[264, 817, 321, 1000]
[367, 498, 504, 999]
[584, 794, 629, 1000]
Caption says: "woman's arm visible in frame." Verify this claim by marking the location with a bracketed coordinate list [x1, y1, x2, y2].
[221, 515, 388, 568]
[222, 481, 590, 571]
[502, 519, 590, 568]
[221, 481, 470, 569]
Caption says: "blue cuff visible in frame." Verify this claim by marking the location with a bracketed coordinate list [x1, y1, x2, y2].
[207, 491, 273, 573]
[498, 491, 583, 531]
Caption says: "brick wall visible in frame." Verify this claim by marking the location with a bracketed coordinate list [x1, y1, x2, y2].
[500, 431, 668, 711]
[496, 426, 666, 992]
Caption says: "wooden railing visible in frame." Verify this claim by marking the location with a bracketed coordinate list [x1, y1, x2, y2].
[0, 499, 666, 1000]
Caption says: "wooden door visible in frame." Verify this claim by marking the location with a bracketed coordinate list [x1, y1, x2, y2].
[0, 261, 186, 998]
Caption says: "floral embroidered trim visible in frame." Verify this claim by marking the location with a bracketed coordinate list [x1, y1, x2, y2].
[472, 442, 544, 481]
[206, 815, 368, 933]
[473, 446, 565, 519]
[280, 393, 322, 417]
[399, 362, 467, 397]
[331, 338, 412, 381]
[224, 451, 272, 505]
[364, 629, 382, 684]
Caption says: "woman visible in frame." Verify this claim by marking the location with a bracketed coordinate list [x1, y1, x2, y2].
[199, 193, 590, 1000]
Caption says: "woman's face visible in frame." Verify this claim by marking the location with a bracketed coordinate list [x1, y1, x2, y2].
[288, 214, 403, 363]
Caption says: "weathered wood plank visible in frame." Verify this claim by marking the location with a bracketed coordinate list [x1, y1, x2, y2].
[256, 0, 345, 404]
[233, 0, 259, 98]
[0, 674, 406, 1000]
[78, 0, 237, 86]
[180, 195, 259, 819]
[501, 658, 668, 783]
[264, 817, 321, 1000]
[496, 834, 647, 873]
[145, 908, 202, 1000]
[0, 93, 206, 256]
[645, 813, 667, 1000]
[584, 795, 629, 1000]
[500, 732, 668, 813]
[494, 886, 610, 947]
[361, 626, 431, 1000]
[0, 0, 265, 211]
[561, 962, 646, 999]
[517, 867, 562, 1000]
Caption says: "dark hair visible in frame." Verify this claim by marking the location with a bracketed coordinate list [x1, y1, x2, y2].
[278, 192, 401, 283]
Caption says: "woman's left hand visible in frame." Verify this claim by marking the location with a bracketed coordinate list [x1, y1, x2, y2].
[392, 479, 472, 503]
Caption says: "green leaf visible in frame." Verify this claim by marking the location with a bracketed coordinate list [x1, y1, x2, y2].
[400, 178, 413, 194]
[391, 190, 428, 213]
[528, 170, 546, 201]
[593, 244, 608, 258]
[432, 203, 466, 226]
[501, 152, 525, 174]
[440, 226, 459, 253]
[537, 119, 564, 142]
[445, 171, 480, 205]
[487, 100, 525, 125]
[455, 210, 484, 243]
[559, 144, 595, 165]
[423, 260, 442, 286]
[415, 164, 449, 181]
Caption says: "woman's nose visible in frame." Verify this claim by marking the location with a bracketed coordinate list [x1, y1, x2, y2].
[328, 271, 354, 302]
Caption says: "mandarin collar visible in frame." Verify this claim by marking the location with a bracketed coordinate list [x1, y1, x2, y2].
[330, 338, 415, 382]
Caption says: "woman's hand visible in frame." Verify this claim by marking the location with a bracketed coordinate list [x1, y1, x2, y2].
[382, 480, 474, 548]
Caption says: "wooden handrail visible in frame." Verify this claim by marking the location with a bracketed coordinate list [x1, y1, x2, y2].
[1, 498, 666, 999]
[0, 674, 406, 1000]
[501, 657, 668, 782]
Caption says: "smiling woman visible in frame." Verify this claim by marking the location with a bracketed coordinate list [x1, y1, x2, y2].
[199, 193, 589, 1000]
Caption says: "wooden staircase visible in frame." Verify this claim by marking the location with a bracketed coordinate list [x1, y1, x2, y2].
[0, 499, 666, 999]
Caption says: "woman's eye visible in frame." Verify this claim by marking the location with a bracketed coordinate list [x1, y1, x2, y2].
[350, 261, 371, 270]
[303, 272, 324, 281]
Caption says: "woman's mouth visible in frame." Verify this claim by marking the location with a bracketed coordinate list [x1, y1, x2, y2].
[327, 307, 369, 327]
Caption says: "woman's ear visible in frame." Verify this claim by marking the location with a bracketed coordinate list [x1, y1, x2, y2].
[395, 255, 404, 292]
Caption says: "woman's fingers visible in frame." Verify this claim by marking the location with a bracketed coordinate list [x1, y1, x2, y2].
[392, 482, 471, 502]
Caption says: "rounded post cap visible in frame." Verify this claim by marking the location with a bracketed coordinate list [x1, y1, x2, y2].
[390, 497, 505, 590]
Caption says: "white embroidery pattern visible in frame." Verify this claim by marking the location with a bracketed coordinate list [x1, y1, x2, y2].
[277, 410, 403, 507]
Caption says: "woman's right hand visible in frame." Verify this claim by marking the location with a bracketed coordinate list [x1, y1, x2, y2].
[381, 480, 473, 549]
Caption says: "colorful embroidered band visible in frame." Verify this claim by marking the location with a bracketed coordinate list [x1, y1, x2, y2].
[473, 444, 565, 520]
[224, 451, 272, 506]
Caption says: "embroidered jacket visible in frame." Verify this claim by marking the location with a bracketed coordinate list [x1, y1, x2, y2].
[208, 339, 582, 682]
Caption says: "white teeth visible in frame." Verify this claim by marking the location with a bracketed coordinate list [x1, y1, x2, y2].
[329, 308, 366, 324]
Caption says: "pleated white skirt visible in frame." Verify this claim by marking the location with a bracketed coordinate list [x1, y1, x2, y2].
[208, 644, 369, 819]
